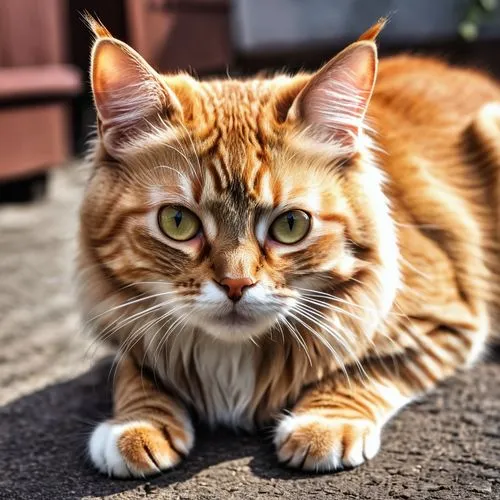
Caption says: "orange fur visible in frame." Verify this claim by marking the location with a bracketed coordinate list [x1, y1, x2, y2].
[80, 20, 500, 476]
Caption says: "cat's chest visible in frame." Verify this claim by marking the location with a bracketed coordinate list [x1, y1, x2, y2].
[159, 334, 258, 428]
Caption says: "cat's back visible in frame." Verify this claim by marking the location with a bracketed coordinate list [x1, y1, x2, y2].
[373, 55, 500, 127]
[369, 55, 499, 161]
[371, 55, 500, 317]
[370, 54, 500, 201]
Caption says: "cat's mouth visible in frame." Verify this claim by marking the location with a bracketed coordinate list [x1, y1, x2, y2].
[211, 307, 254, 326]
[207, 304, 256, 326]
[194, 303, 281, 342]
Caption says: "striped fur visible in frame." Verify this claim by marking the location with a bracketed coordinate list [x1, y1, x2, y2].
[79, 20, 500, 477]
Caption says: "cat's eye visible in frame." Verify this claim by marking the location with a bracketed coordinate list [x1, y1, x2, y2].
[158, 206, 201, 241]
[269, 210, 311, 245]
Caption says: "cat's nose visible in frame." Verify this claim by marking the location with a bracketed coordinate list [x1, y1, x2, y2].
[219, 277, 255, 302]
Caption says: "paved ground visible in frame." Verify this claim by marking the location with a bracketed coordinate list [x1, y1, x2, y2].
[0, 166, 499, 500]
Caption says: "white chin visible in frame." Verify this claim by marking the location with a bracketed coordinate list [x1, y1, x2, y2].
[197, 314, 278, 342]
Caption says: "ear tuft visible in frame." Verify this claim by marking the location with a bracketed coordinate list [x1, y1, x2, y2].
[358, 18, 387, 42]
[83, 12, 113, 39]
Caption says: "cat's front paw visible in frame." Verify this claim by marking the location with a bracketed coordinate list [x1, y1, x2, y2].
[89, 420, 194, 478]
[274, 413, 381, 472]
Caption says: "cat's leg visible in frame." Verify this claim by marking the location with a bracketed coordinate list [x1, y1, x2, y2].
[274, 324, 485, 471]
[89, 356, 194, 477]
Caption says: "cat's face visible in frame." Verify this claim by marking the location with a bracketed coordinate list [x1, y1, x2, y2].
[80, 25, 398, 346]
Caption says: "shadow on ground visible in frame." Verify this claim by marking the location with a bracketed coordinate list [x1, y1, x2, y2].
[1, 349, 499, 500]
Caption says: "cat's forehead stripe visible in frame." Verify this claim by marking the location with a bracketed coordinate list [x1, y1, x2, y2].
[192, 80, 277, 184]
[206, 160, 224, 193]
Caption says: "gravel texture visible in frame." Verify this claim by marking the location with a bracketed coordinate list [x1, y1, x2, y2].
[0, 166, 499, 500]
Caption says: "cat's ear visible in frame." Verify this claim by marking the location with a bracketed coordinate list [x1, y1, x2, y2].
[90, 26, 182, 155]
[289, 39, 378, 154]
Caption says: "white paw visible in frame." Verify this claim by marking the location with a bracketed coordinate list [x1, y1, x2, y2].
[274, 413, 381, 471]
[89, 420, 193, 478]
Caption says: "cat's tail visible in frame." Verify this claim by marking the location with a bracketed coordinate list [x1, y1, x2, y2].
[471, 102, 500, 235]
[469, 102, 500, 339]
[472, 102, 500, 155]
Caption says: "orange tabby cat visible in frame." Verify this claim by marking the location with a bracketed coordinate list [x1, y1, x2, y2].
[79, 18, 500, 476]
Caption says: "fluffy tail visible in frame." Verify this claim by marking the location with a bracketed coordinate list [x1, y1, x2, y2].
[471, 103, 500, 236]
[469, 102, 500, 339]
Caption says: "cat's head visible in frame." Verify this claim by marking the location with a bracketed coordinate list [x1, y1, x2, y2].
[79, 20, 399, 346]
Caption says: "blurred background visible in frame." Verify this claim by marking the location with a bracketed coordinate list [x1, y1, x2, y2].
[1, 0, 500, 202]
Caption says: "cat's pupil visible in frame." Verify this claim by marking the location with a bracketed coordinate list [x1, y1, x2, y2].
[287, 212, 295, 231]
[174, 211, 183, 228]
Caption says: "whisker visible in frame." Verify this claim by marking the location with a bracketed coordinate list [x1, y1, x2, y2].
[87, 290, 178, 323]
[286, 311, 350, 385]
[99, 297, 183, 339]
[298, 296, 368, 324]
[147, 305, 191, 371]
[279, 315, 312, 366]
[291, 306, 367, 384]
[294, 286, 406, 318]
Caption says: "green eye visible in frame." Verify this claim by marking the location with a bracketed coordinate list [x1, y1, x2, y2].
[269, 210, 311, 244]
[158, 206, 201, 241]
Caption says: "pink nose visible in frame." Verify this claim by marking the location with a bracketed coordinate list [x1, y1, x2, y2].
[219, 277, 255, 301]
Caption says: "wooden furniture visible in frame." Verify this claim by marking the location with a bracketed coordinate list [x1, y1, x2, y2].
[125, 0, 231, 75]
[0, 0, 81, 182]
